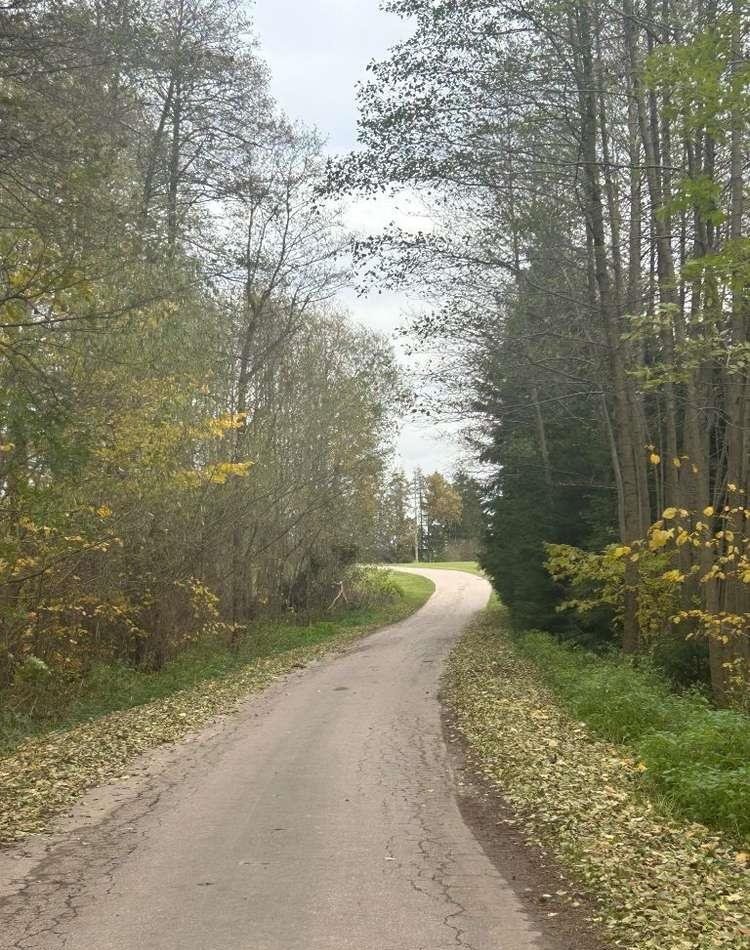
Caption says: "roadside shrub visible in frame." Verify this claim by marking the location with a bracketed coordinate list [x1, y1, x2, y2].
[656, 765, 750, 838]
[344, 566, 402, 610]
[518, 630, 689, 741]
[5, 655, 79, 724]
[516, 630, 590, 683]
[650, 633, 711, 689]
[1, 572, 433, 755]
[12, 655, 53, 690]
[545, 543, 681, 650]
[562, 663, 692, 743]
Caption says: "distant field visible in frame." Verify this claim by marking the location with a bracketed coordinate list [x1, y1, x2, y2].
[390, 561, 484, 577]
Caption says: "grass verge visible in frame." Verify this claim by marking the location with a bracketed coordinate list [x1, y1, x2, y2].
[445, 602, 750, 950]
[0, 570, 433, 844]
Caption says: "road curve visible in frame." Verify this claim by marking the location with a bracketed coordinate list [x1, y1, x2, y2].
[2, 568, 542, 950]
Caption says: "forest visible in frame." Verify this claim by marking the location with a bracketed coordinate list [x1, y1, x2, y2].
[0, 0, 410, 700]
[375, 468, 484, 563]
[334, 0, 750, 709]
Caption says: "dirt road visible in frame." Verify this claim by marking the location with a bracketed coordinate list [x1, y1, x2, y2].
[2, 568, 542, 950]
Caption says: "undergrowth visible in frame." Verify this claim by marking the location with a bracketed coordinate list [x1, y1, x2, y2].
[515, 628, 750, 840]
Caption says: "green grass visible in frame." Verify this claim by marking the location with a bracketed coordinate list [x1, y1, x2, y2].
[390, 560, 484, 576]
[514, 627, 750, 840]
[0, 570, 434, 756]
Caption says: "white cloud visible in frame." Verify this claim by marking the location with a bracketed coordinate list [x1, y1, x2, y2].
[253, 0, 411, 153]
[342, 193, 435, 238]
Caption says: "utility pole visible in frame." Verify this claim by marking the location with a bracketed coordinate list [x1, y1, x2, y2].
[412, 468, 423, 563]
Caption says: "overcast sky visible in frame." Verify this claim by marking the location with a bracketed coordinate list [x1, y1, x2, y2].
[253, 0, 464, 474]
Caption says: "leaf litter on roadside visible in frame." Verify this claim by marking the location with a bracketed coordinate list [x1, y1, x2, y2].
[445, 609, 750, 950]
[0, 634, 360, 844]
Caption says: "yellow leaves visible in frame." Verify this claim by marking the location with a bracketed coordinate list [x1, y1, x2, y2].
[96, 505, 112, 519]
[702, 564, 727, 583]
[205, 461, 252, 484]
[649, 452, 661, 465]
[18, 517, 41, 533]
[736, 852, 750, 866]
[672, 456, 681, 468]
[7, 265, 33, 290]
[0, 442, 15, 453]
[551, 500, 750, 655]
[648, 528, 673, 551]
[206, 412, 248, 437]
[177, 460, 253, 488]
[10, 556, 38, 575]
[661, 569, 685, 584]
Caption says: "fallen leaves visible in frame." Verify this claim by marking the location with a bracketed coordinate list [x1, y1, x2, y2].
[0, 572, 433, 845]
[445, 607, 750, 950]
[0, 632, 364, 844]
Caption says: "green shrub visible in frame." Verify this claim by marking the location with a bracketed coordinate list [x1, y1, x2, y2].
[650, 634, 711, 689]
[639, 711, 750, 836]
[515, 629, 588, 680]
[563, 664, 692, 743]
[344, 566, 402, 610]
[519, 631, 687, 741]
[641, 709, 750, 771]
[514, 628, 750, 839]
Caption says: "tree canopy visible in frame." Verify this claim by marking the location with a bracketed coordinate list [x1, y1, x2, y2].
[333, 0, 750, 705]
[0, 0, 400, 685]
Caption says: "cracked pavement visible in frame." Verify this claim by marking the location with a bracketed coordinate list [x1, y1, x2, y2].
[1, 568, 542, 950]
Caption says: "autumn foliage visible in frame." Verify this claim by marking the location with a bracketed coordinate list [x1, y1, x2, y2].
[0, 1, 397, 694]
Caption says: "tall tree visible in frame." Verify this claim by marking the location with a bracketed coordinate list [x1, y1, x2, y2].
[332, 0, 750, 703]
